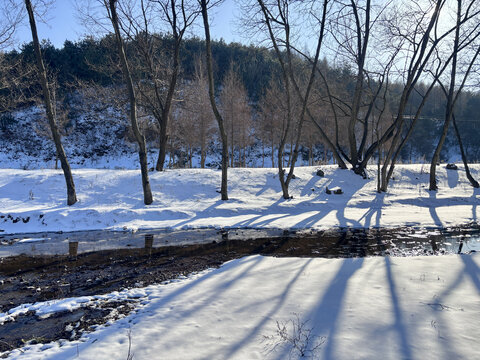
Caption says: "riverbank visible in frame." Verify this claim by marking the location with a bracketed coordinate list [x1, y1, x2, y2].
[2, 252, 479, 359]
[1, 164, 478, 234]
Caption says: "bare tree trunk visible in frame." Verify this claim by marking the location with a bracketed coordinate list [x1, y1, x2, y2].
[310, 143, 313, 166]
[25, 0, 77, 206]
[156, 131, 168, 171]
[453, 114, 479, 188]
[242, 145, 246, 167]
[271, 137, 274, 168]
[189, 145, 193, 168]
[287, 141, 292, 168]
[200, 145, 206, 168]
[200, 117, 206, 168]
[430, 0, 460, 191]
[429, 113, 452, 191]
[262, 142, 265, 168]
[169, 139, 174, 167]
[108, 0, 153, 205]
[230, 123, 234, 168]
[201, 0, 228, 200]
[377, 145, 381, 193]
[155, 42, 179, 172]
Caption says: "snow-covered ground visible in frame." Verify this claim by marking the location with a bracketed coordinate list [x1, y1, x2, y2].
[1, 164, 480, 359]
[0, 164, 479, 234]
[3, 253, 479, 360]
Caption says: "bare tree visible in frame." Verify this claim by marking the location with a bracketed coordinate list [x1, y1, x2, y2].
[315, 0, 400, 176]
[372, 0, 480, 191]
[33, 76, 71, 169]
[253, 0, 330, 199]
[0, 55, 29, 123]
[200, 0, 228, 200]
[0, 2, 30, 118]
[25, 0, 77, 205]
[107, 0, 153, 204]
[369, 0, 464, 191]
[0, 0, 22, 50]
[452, 112, 479, 188]
[220, 64, 252, 168]
[429, 0, 480, 190]
[257, 79, 287, 167]
[119, 0, 200, 171]
[177, 56, 215, 168]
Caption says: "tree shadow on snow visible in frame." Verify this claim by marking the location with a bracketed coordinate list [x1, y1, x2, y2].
[356, 193, 385, 228]
[288, 173, 368, 229]
[274, 258, 364, 360]
[393, 191, 445, 227]
[43, 255, 267, 360]
[217, 259, 314, 359]
[461, 255, 480, 294]
[427, 191, 443, 227]
[384, 257, 413, 360]
[170, 169, 371, 230]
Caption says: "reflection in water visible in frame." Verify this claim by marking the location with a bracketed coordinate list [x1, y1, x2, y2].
[0, 227, 479, 258]
[69, 241, 78, 257]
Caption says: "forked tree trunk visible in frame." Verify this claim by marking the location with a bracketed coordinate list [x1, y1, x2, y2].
[25, 0, 77, 206]
[108, 0, 153, 205]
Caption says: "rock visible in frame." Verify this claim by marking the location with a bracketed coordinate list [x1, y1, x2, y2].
[327, 186, 343, 194]
[316, 169, 325, 177]
[446, 163, 458, 170]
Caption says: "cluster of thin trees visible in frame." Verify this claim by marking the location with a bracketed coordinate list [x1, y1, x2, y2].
[1, 0, 480, 206]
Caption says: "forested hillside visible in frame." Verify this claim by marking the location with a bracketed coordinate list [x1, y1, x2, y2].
[2, 35, 480, 171]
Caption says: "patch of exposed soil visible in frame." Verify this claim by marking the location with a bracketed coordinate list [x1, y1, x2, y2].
[0, 301, 134, 354]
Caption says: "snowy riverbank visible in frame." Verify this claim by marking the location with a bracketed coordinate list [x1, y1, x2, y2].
[3, 253, 480, 359]
[1, 164, 479, 234]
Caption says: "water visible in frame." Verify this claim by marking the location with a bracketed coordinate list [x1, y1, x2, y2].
[0, 227, 479, 258]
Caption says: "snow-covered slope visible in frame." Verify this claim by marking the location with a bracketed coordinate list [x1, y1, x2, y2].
[1, 164, 478, 234]
[0, 105, 160, 170]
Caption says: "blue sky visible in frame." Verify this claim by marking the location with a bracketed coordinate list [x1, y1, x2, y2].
[15, 0, 243, 49]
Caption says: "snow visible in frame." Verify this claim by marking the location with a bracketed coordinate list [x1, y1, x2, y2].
[0, 288, 148, 326]
[0, 164, 478, 235]
[1, 164, 480, 359]
[3, 80, 480, 359]
[3, 253, 479, 359]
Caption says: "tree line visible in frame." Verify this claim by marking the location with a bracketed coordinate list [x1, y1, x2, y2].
[1, 0, 480, 205]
